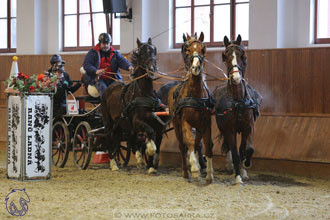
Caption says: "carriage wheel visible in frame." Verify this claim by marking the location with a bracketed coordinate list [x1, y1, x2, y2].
[114, 143, 131, 167]
[72, 121, 93, 170]
[52, 121, 70, 168]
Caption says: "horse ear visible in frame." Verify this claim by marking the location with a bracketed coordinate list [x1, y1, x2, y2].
[148, 37, 152, 45]
[194, 32, 197, 39]
[223, 36, 230, 47]
[137, 38, 142, 48]
[183, 33, 187, 42]
[235, 34, 242, 45]
[199, 32, 204, 42]
[186, 33, 191, 41]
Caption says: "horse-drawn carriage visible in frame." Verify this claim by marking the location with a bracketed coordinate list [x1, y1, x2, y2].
[52, 92, 131, 170]
[52, 38, 169, 172]
[52, 33, 262, 185]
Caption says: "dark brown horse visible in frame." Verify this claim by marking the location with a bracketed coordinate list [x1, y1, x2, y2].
[168, 32, 214, 182]
[213, 35, 262, 184]
[101, 38, 165, 174]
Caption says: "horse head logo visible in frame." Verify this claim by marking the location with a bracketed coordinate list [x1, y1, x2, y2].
[5, 189, 30, 216]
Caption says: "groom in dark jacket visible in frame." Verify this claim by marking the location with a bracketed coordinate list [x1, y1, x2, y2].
[83, 33, 133, 98]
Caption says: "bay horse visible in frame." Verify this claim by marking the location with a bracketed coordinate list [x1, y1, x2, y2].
[168, 32, 214, 182]
[213, 35, 262, 184]
[101, 38, 165, 174]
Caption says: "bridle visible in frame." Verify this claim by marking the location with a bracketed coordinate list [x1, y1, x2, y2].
[132, 43, 158, 78]
[224, 44, 246, 78]
[182, 40, 206, 70]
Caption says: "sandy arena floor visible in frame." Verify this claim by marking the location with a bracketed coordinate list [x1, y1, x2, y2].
[0, 148, 330, 220]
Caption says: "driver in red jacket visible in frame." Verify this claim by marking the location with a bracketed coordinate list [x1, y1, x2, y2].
[83, 33, 133, 98]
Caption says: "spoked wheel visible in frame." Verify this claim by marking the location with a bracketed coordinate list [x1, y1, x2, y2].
[114, 143, 131, 168]
[72, 121, 93, 170]
[52, 121, 70, 168]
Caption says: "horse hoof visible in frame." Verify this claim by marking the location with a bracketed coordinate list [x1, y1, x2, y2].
[225, 162, 234, 172]
[235, 175, 243, 185]
[148, 167, 157, 174]
[182, 171, 189, 179]
[153, 153, 160, 169]
[200, 168, 207, 177]
[191, 171, 200, 182]
[243, 159, 252, 169]
[110, 159, 119, 171]
[206, 175, 214, 184]
[240, 168, 249, 180]
[137, 163, 145, 169]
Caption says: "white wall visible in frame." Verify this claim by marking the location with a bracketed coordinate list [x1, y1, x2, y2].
[16, 0, 58, 54]
[34, 0, 48, 54]
[249, 0, 278, 49]
[120, 0, 170, 53]
[47, 0, 61, 54]
[16, 0, 36, 54]
[141, 0, 170, 52]
[249, 0, 314, 49]
[277, 0, 312, 48]
[120, 0, 142, 53]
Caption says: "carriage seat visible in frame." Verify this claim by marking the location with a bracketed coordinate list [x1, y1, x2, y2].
[75, 95, 101, 105]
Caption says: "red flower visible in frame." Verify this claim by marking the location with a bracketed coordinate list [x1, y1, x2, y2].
[18, 72, 24, 79]
[29, 86, 35, 92]
[24, 74, 30, 79]
[37, 74, 44, 82]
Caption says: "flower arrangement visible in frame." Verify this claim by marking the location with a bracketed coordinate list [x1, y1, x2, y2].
[5, 72, 57, 93]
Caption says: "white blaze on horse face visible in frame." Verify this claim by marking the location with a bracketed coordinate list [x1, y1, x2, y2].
[145, 139, 156, 156]
[231, 51, 242, 84]
[191, 51, 201, 76]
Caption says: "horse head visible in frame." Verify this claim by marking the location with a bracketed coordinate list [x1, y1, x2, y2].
[182, 32, 206, 76]
[222, 34, 247, 85]
[131, 37, 158, 79]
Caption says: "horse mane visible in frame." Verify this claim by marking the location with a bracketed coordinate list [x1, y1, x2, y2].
[131, 48, 139, 68]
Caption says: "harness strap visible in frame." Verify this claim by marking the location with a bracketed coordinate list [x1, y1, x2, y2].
[173, 81, 215, 116]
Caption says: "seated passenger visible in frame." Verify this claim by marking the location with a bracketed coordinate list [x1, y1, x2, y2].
[48, 55, 81, 118]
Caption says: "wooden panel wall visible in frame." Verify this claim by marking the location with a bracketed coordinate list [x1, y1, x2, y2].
[0, 47, 329, 163]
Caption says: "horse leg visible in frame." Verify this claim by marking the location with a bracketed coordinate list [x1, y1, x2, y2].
[227, 133, 242, 184]
[173, 121, 189, 179]
[153, 133, 162, 169]
[144, 125, 157, 174]
[134, 134, 145, 169]
[182, 121, 200, 181]
[241, 129, 254, 170]
[194, 131, 206, 174]
[225, 148, 234, 174]
[134, 120, 157, 174]
[108, 135, 120, 171]
[202, 127, 214, 183]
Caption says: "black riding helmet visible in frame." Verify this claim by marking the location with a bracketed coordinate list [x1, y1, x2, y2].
[98, 33, 112, 44]
[50, 54, 66, 66]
